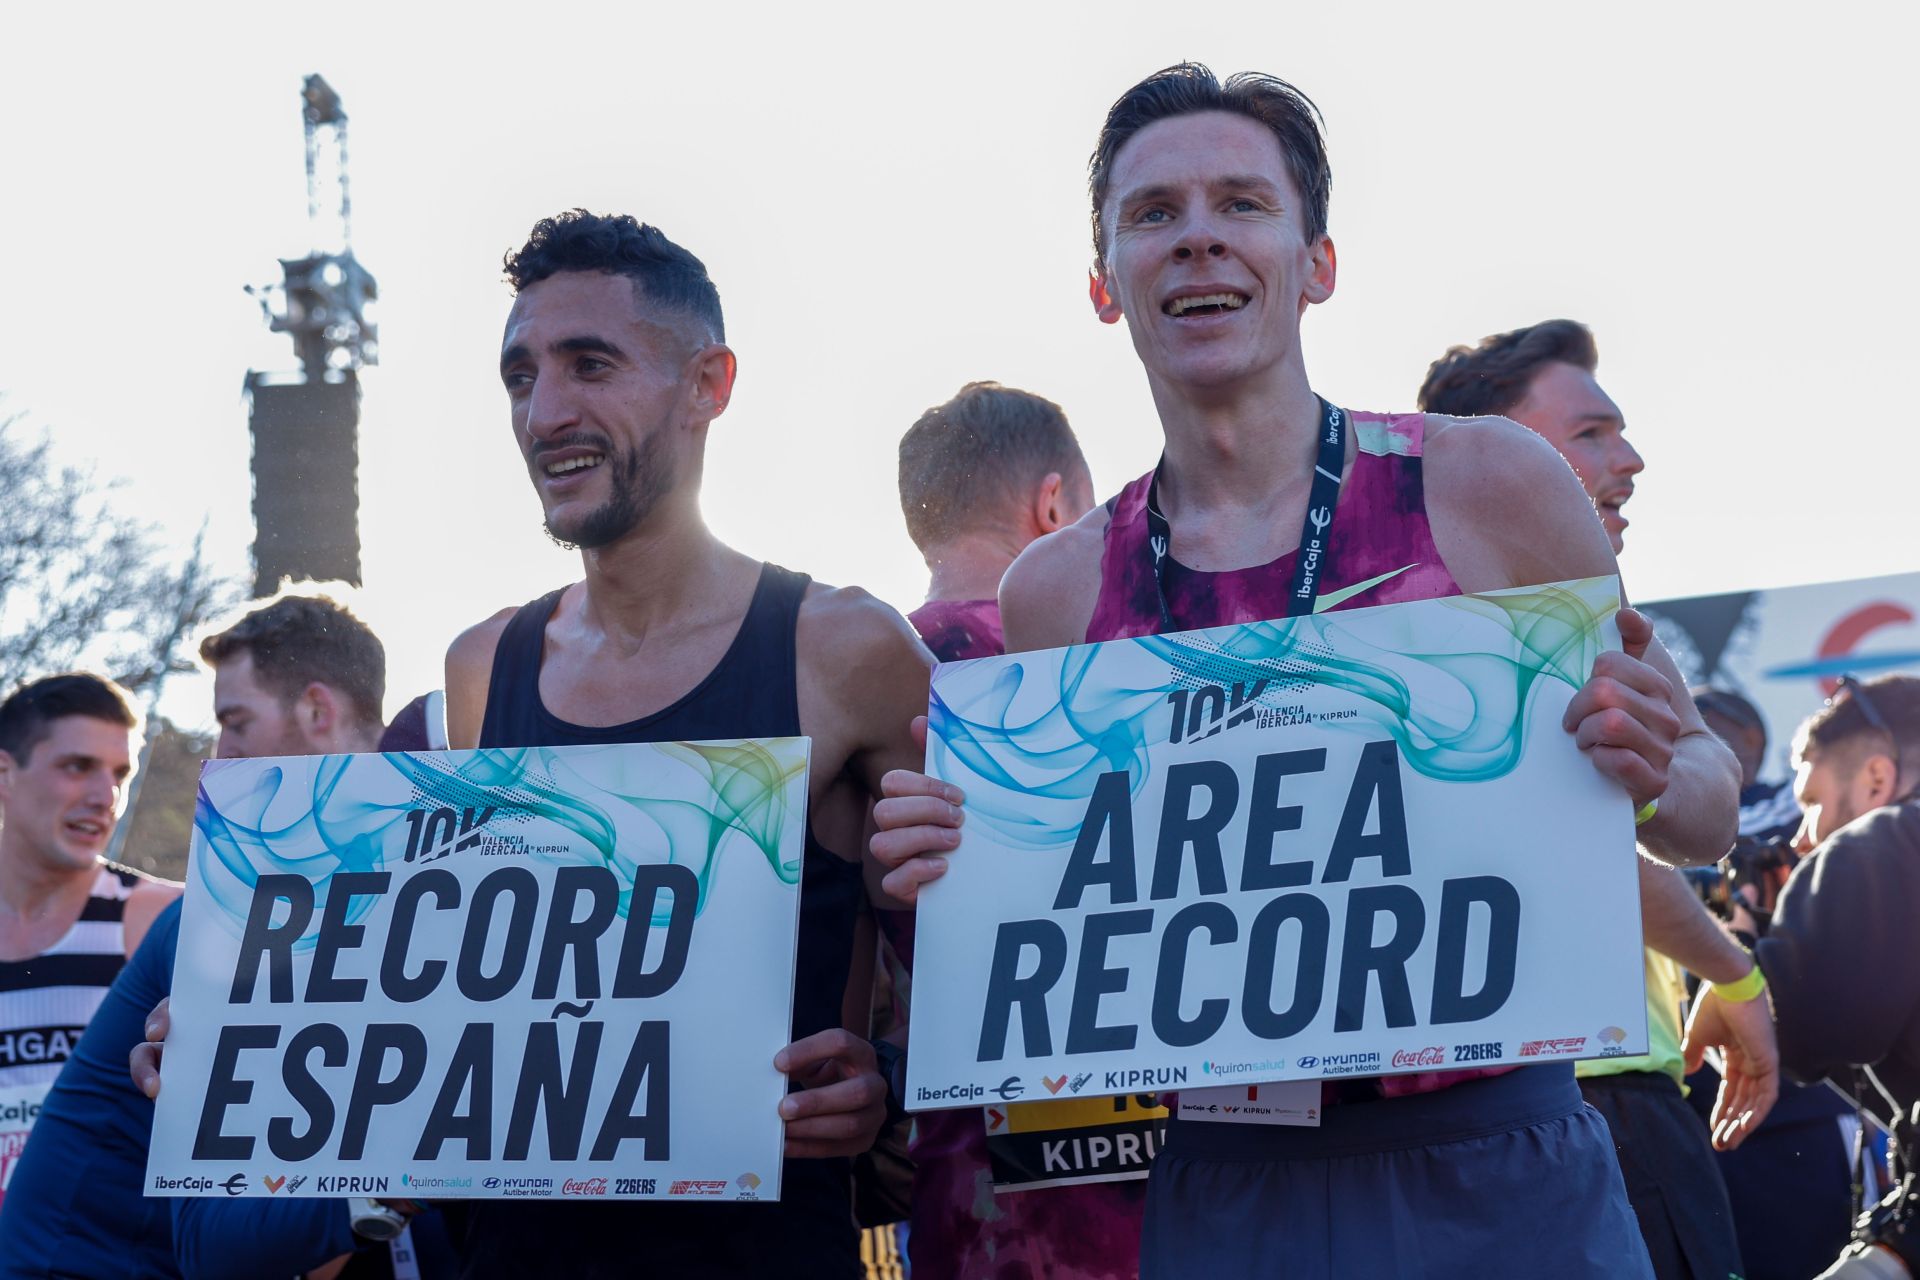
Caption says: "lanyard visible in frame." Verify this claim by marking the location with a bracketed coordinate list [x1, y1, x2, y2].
[1143, 397, 1348, 634]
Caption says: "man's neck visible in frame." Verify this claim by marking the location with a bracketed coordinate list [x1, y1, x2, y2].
[923, 531, 1029, 604]
[575, 503, 747, 644]
[0, 836, 96, 924]
[1151, 364, 1324, 517]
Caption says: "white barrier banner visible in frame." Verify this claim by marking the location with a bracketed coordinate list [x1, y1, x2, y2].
[906, 577, 1647, 1107]
[148, 740, 808, 1201]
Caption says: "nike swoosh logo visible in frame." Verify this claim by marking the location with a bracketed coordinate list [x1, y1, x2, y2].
[1313, 564, 1420, 614]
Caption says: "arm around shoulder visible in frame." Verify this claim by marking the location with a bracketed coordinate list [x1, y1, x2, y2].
[444, 609, 516, 751]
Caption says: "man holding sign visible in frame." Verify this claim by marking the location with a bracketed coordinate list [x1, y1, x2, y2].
[434, 212, 930, 1278]
[871, 64, 1744, 1276]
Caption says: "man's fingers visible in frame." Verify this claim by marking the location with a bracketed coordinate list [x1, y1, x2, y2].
[780, 1071, 885, 1122]
[880, 858, 948, 903]
[1584, 745, 1666, 801]
[910, 715, 928, 752]
[773, 1027, 865, 1076]
[1616, 608, 1655, 662]
[145, 996, 171, 1041]
[869, 825, 960, 873]
[872, 795, 964, 836]
[879, 769, 962, 805]
[130, 1041, 163, 1100]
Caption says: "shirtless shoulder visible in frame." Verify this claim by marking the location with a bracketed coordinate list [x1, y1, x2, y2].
[1000, 503, 1112, 652]
[1422, 413, 1615, 593]
[121, 875, 182, 956]
[444, 605, 524, 751]
[796, 582, 932, 765]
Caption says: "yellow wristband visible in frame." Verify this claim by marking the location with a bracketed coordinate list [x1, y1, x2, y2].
[1634, 798, 1659, 826]
[1712, 962, 1767, 1004]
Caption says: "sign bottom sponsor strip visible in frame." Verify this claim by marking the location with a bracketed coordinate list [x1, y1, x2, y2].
[906, 579, 1648, 1104]
[146, 740, 808, 1199]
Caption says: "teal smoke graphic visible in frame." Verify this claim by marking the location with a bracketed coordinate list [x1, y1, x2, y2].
[191, 741, 806, 945]
[928, 579, 1616, 850]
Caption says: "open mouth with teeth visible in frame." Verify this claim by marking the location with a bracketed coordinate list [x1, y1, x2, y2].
[1164, 292, 1250, 318]
[65, 818, 107, 842]
[545, 454, 605, 477]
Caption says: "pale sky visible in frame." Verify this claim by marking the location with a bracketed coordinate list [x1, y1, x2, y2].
[2, 1, 1913, 731]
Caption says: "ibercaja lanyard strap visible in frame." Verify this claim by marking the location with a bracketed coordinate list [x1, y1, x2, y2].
[1142, 397, 1347, 635]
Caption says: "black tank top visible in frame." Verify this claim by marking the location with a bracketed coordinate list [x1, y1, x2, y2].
[455, 563, 865, 1279]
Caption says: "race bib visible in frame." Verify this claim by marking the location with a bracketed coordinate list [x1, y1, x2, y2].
[981, 1093, 1169, 1192]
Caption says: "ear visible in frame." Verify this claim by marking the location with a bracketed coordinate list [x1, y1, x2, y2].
[297, 682, 341, 745]
[1089, 271, 1123, 325]
[1033, 472, 1072, 535]
[690, 344, 738, 422]
[1860, 751, 1902, 810]
[1302, 234, 1337, 307]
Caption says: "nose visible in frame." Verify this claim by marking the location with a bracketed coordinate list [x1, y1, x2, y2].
[1172, 208, 1228, 262]
[525, 370, 582, 442]
[1614, 437, 1645, 478]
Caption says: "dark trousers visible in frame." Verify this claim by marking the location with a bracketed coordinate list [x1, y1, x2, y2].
[1581, 1070, 1746, 1280]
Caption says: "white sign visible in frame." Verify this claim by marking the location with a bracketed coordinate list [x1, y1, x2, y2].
[1643, 570, 1920, 780]
[148, 740, 809, 1201]
[906, 577, 1647, 1106]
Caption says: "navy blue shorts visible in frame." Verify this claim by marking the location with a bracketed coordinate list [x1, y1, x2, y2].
[1140, 1065, 1654, 1279]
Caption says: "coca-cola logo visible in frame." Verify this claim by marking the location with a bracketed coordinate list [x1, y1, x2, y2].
[1390, 1047, 1446, 1068]
[562, 1177, 609, 1196]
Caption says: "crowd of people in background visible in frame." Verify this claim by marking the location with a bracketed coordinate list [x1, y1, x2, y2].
[1, 60, 1917, 1280]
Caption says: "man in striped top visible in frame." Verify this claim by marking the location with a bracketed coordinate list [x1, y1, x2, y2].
[0, 674, 177, 1210]
[0, 674, 178, 1086]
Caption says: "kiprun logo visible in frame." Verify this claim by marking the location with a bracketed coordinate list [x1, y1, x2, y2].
[1167, 679, 1269, 744]
[401, 804, 498, 864]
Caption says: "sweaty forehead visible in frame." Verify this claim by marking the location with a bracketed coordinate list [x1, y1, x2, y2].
[1108, 111, 1298, 201]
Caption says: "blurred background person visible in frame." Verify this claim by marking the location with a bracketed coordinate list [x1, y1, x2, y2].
[895, 381, 1160, 1280]
[1688, 676, 1920, 1280]
[1687, 684, 1858, 1280]
[0, 594, 455, 1279]
[1422, 319, 1768, 1280]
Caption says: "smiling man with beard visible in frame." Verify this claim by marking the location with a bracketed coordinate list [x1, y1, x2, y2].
[430, 211, 930, 1279]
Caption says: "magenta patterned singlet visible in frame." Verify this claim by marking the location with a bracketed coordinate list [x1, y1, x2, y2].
[902, 597, 1149, 1280]
[1085, 411, 1512, 1099]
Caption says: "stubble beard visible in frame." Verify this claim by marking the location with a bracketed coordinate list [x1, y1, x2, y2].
[543, 433, 674, 551]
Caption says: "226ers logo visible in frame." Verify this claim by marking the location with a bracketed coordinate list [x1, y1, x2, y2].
[1453, 1042, 1502, 1063]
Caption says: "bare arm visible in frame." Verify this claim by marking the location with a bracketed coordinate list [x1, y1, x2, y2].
[121, 880, 182, 956]
[1429, 417, 1739, 867]
[999, 509, 1109, 654]
[1639, 859, 1749, 982]
[443, 610, 514, 751]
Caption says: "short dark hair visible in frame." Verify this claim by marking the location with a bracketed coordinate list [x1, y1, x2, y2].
[503, 209, 725, 342]
[1692, 686, 1768, 749]
[198, 594, 385, 729]
[0, 672, 139, 766]
[897, 382, 1086, 550]
[1795, 675, 1920, 772]
[1089, 63, 1331, 271]
[1417, 319, 1599, 418]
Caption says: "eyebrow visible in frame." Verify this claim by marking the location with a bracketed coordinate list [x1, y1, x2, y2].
[1116, 173, 1287, 210]
[500, 334, 629, 376]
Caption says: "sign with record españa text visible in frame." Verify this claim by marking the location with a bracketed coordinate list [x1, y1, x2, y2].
[147, 740, 808, 1202]
[905, 577, 1648, 1107]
